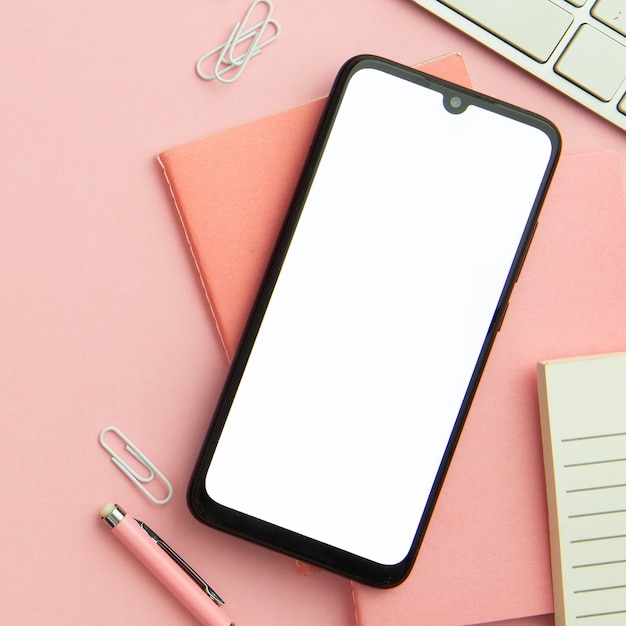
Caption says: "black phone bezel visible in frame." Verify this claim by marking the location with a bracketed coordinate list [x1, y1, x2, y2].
[187, 55, 561, 588]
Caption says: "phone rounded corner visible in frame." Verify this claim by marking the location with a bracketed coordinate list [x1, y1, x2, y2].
[350, 551, 418, 589]
[547, 121, 563, 166]
[186, 474, 206, 522]
[187, 454, 218, 526]
[533, 113, 562, 165]
[335, 54, 405, 85]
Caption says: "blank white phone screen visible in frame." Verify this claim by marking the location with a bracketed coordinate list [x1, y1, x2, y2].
[205, 68, 553, 566]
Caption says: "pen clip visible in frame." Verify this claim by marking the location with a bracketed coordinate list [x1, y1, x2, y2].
[135, 519, 225, 606]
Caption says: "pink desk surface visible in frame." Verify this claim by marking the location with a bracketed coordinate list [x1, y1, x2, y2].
[1, 1, 624, 625]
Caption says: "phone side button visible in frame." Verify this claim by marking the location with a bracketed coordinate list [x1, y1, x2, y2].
[514, 220, 539, 284]
[493, 301, 510, 335]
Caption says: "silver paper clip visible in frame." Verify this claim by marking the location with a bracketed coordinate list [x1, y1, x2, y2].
[99, 426, 174, 505]
[195, 0, 281, 84]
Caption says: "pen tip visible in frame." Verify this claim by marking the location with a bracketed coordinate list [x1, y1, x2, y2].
[100, 503, 116, 518]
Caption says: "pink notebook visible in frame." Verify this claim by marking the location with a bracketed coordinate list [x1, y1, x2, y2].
[159, 54, 626, 625]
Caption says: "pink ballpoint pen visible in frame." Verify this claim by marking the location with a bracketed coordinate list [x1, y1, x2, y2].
[100, 503, 235, 626]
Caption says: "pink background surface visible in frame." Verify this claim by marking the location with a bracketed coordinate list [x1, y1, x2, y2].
[1, 1, 624, 625]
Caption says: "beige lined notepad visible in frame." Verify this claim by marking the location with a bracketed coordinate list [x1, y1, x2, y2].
[538, 352, 626, 626]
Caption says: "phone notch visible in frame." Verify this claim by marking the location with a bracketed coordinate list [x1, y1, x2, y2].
[442, 90, 471, 114]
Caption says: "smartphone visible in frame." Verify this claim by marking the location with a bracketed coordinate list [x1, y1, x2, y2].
[188, 55, 560, 587]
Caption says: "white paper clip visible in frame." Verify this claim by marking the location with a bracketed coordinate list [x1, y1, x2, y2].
[99, 426, 173, 505]
[195, 0, 281, 84]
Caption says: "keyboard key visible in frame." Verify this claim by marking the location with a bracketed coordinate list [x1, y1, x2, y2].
[555, 24, 626, 101]
[438, 0, 573, 62]
[591, 0, 626, 37]
[619, 93, 626, 113]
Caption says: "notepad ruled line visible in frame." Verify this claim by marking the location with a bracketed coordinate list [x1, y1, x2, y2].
[576, 609, 626, 620]
[564, 457, 626, 468]
[562, 432, 626, 443]
[575, 583, 626, 594]
[572, 558, 626, 569]
[571, 533, 626, 544]
[569, 508, 626, 519]
[567, 482, 626, 493]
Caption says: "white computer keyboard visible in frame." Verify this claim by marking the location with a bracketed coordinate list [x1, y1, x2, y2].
[409, 0, 626, 131]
